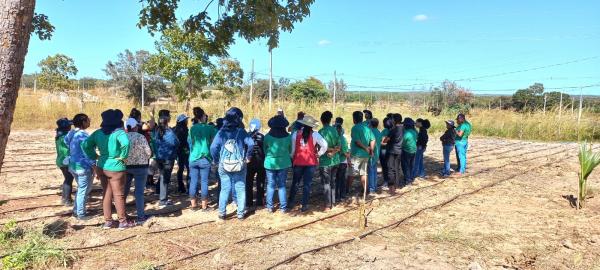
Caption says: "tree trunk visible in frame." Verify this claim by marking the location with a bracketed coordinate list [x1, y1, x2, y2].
[0, 0, 36, 174]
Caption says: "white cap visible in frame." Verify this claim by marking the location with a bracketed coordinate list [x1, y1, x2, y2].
[125, 118, 139, 129]
[176, 114, 189, 123]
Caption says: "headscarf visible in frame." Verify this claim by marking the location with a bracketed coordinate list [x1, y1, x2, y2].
[100, 109, 124, 135]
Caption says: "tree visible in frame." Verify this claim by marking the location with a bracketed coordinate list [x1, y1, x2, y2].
[288, 77, 330, 102]
[512, 83, 544, 111]
[138, 0, 315, 52]
[545, 91, 570, 109]
[146, 25, 222, 111]
[104, 49, 167, 105]
[215, 58, 244, 98]
[0, 0, 54, 174]
[36, 54, 78, 92]
[328, 78, 348, 102]
[429, 80, 473, 109]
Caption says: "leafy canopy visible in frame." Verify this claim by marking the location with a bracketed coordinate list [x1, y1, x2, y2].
[146, 24, 222, 104]
[288, 77, 330, 102]
[138, 0, 315, 52]
[104, 50, 167, 105]
[215, 58, 245, 98]
[37, 54, 78, 92]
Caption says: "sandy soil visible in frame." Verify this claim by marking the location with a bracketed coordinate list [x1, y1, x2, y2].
[1, 130, 599, 270]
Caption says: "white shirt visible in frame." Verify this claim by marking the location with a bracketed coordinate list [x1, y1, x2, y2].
[290, 130, 328, 158]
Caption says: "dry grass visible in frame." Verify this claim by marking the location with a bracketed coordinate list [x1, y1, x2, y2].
[12, 88, 600, 142]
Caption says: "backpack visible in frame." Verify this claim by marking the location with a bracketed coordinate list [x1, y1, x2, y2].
[220, 129, 245, 172]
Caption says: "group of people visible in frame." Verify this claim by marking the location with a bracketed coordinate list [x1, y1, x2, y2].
[54, 106, 471, 230]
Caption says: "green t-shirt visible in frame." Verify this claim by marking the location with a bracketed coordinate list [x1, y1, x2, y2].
[370, 127, 382, 159]
[318, 125, 341, 167]
[455, 121, 472, 143]
[263, 134, 292, 170]
[337, 135, 349, 163]
[188, 123, 217, 162]
[350, 123, 375, 158]
[82, 129, 130, 172]
[381, 128, 390, 138]
[402, 128, 418, 154]
[55, 134, 69, 167]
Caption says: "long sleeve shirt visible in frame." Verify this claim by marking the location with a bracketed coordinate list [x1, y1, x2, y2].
[151, 128, 180, 161]
[64, 128, 95, 171]
[82, 129, 130, 172]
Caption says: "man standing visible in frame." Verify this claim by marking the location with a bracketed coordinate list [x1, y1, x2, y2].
[350, 111, 375, 195]
[318, 111, 341, 210]
[454, 113, 472, 176]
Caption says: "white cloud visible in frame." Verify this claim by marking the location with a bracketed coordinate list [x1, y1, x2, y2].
[413, 14, 428, 22]
[318, 39, 332, 46]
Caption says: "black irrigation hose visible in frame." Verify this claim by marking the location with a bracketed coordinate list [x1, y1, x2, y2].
[265, 149, 579, 269]
[0, 204, 64, 215]
[152, 144, 574, 268]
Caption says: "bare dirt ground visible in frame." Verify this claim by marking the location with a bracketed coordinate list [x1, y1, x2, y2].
[1, 130, 599, 270]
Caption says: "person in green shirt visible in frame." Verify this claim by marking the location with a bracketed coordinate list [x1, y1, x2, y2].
[55, 118, 73, 206]
[400, 118, 418, 185]
[334, 117, 351, 200]
[367, 118, 382, 193]
[318, 111, 341, 210]
[454, 113, 472, 175]
[263, 115, 292, 213]
[82, 109, 134, 230]
[350, 111, 375, 194]
[188, 107, 217, 210]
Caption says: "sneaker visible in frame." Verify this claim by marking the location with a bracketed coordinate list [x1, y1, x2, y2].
[63, 200, 74, 207]
[136, 215, 152, 225]
[118, 220, 136, 230]
[237, 213, 245, 220]
[158, 200, 174, 209]
[76, 215, 92, 221]
[381, 185, 389, 191]
[218, 214, 226, 220]
[301, 206, 309, 213]
[266, 208, 274, 213]
[102, 220, 117, 229]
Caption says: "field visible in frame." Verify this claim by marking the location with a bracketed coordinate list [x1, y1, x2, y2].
[1, 130, 599, 269]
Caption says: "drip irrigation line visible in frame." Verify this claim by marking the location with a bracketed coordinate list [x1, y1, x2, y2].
[151, 144, 570, 268]
[265, 148, 582, 269]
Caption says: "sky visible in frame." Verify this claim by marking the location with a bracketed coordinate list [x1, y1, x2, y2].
[24, 0, 600, 95]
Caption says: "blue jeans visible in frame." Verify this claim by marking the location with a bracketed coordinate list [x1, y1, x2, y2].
[401, 151, 415, 184]
[367, 158, 377, 192]
[157, 160, 175, 204]
[126, 167, 149, 217]
[413, 147, 426, 178]
[218, 166, 247, 218]
[189, 158, 211, 200]
[266, 168, 288, 211]
[455, 141, 468, 174]
[442, 144, 454, 176]
[288, 165, 316, 210]
[71, 169, 93, 217]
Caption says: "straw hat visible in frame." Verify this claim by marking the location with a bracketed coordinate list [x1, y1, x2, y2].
[297, 115, 320, 128]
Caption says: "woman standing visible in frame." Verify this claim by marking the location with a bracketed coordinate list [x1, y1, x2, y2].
[263, 115, 291, 213]
[401, 118, 418, 185]
[64, 114, 95, 220]
[124, 117, 152, 223]
[174, 114, 190, 194]
[246, 119, 266, 208]
[82, 109, 135, 229]
[152, 110, 179, 208]
[55, 118, 73, 206]
[210, 107, 254, 220]
[288, 115, 328, 212]
[188, 107, 217, 210]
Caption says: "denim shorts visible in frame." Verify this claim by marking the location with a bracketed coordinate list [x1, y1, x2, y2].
[350, 156, 369, 176]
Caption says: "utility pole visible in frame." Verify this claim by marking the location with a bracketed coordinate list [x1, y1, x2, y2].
[33, 78, 37, 93]
[141, 69, 145, 114]
[333, 70, 337, 111]
[558, 92, 563, 119]
[249, 59, 254, 105]
[268, 50, 273, 112]
[577, 88, 583, 126]
[543, 94, 547, 114]
[572, 97, 575, 115]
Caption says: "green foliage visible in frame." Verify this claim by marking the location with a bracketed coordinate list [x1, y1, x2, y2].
[138, 0, 314, 51]
[37, 54, 78, 92]
[288, 77, 330, 102]
[545, 91, 571, 109]
[31, 13, 54, 40]
[328, 78, 348, 102]
[577, 142, 600, 209]
[146, 24, 222, 108]
[429, 80, 474, 110]
[105, 50, 167, 105]
[0, 222, 73, 270]
[512, 83, 544, 111]
[215, 58, 244, 98]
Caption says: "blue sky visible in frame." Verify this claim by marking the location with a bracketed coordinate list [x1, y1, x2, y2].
[24, 0, 600, 95]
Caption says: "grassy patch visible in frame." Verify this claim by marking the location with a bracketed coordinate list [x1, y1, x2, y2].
[426, 228, 485, 252]
[130, 261, 158, 270]
[0, 221, 74, 270]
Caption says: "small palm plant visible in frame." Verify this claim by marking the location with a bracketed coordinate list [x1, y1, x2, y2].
[577, 142, 600, 209]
